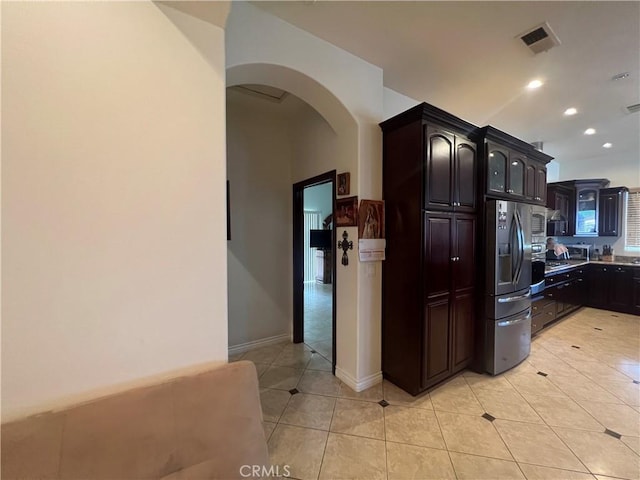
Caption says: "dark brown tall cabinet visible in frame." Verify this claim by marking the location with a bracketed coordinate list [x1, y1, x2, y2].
[380, 103, 478, 395]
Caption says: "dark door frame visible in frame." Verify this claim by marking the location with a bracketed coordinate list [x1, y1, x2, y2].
[293, 170, 337, 372]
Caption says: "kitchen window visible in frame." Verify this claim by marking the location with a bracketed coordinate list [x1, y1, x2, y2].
[625, 188, 640, 249]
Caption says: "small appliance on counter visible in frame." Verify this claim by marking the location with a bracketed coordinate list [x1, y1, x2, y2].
[602, 244, 615, 262]
[566, 244, 593, 261]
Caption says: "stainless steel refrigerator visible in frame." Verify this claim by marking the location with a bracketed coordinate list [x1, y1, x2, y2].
[485, 200, 532, 375]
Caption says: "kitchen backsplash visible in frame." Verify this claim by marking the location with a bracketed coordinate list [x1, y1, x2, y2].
[555, 236, 635, 258]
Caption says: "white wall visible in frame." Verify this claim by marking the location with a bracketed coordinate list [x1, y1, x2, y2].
[226, 2, 385, 389]
[557, 150, 640, 189]
[1, 2, 228, 421]
[554, 150, 639, 255]
[383, 87, 419, 120]
[226, 89, 294, 348]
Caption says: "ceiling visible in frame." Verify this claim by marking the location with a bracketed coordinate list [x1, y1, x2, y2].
[253, 1, 639, 170]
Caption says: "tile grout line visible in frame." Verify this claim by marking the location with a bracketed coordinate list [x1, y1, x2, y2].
[524, 344, 635, 437]
[431, 408, 460, 480]
[529, 328, 634, 473]
[518, 353, 609, 433]
[316, 397, 338, 480]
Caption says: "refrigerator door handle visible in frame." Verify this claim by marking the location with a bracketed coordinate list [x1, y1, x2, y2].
[497, 291, 531, 303]
[497, 309, 532, 327]
[513, 209, 525, 285]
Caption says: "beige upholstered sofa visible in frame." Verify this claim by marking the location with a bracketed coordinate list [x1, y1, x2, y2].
[1, 361, 269, 479]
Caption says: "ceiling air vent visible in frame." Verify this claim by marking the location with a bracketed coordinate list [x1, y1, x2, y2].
[518, 22, 561, 54]
[626, 103, 640, 114]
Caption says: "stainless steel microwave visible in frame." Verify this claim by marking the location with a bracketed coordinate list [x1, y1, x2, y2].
[531, 205, 547, 238]
[566, 244, 593, 261]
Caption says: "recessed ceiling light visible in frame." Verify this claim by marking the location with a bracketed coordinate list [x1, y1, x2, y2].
[527, 79, 544, 89]
[602, 142, 612, 148]
[564, 107, 577, 116]
[584, 128, 596, 135]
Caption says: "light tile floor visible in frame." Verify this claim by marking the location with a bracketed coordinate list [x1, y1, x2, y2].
[304, 282, 333, 360]
[230, 307, 640, 480]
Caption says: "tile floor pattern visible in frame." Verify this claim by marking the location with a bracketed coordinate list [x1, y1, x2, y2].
[230, 308, 640, 480]
[303, 282, 333, 361]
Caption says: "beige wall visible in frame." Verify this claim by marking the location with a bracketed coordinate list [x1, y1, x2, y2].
[226, 89, 295, 348]
[226, 89, 343, 351]
[1, 2, 228, 421]
[226, 2, 386, 390]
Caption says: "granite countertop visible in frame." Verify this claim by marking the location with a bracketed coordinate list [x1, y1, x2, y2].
[545, 259, 640, 275]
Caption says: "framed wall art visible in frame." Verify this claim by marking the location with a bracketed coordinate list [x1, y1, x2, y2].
[335, 196, 358, 227]
[337, 172, 350, 196]
[358, 200, 384, 239]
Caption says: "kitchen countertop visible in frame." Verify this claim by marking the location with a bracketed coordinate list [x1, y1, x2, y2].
[545, 259, 640, 275]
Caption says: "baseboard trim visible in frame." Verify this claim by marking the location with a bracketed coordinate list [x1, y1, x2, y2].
[228, 333, 290, 356]
[335, 367, 383, 392]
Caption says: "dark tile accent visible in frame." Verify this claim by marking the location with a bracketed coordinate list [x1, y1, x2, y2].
[571, 345, 580, 349]
[594, 327, 603, 331]
[537, 371, 548, 377]
[482, 413, 496, 422]
[378, 400, 389, 408]
[289, 388, 299, 395]
[633, 380, 640, 385]
[604, 428, 622, 439]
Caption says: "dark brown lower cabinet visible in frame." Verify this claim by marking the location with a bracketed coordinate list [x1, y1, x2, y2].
[531, 296, 555, 334]
[534, 266, 587, 336]
[634, 277, 640, 315]
[588, 265, 636, 314]
[422, 298, 450, 387]
[420, 212, 476, 391]
[452, 291, 475, 370]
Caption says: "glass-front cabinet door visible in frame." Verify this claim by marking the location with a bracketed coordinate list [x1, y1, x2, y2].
[576, 188, 598, 235]
[508, 156, 525, 196]
[488, 147, 507, 194]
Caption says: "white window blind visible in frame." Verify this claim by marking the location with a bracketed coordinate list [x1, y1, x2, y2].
[626, 188, 640, 248]
[304, 211, 322, 283]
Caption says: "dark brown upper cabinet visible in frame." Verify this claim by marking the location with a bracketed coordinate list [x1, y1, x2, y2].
[534, 165, 547, 204]
[474, 127, 552, 206]
[424, 125, 477, 213]
[547, 184, 574, 236]
[599, 187, 628, 237]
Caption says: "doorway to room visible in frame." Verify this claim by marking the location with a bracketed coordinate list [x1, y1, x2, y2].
[293, 172, 336, 371]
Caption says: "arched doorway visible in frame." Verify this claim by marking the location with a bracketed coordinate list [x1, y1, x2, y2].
[226, 64, 359, 375]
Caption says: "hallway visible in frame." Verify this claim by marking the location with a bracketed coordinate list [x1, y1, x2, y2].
[304, 282, 333, 361]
